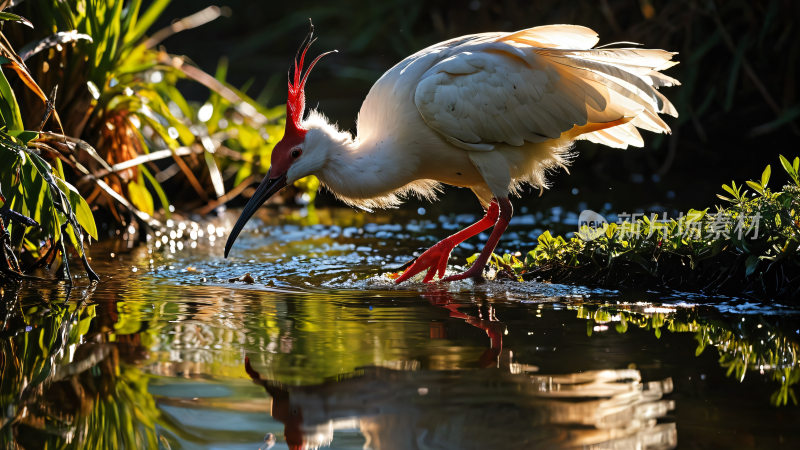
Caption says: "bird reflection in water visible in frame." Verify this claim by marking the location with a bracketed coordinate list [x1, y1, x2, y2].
[246, 290, 677, 450]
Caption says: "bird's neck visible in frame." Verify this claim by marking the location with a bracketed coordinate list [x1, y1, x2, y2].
[321, 136, 420, 207]
[305, 112, 421, 209]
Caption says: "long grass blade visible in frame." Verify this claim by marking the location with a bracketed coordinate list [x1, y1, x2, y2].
[144, 6, 225, 49]
[0, 66, 23, 129]
[127, 0, 170, 47]
[19, 31, 93, 62]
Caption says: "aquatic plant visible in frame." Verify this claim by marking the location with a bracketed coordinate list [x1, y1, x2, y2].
[488, 155, 800, 301]
[14, 0, 281, 220]
[0, 1, 290, 281]
[0, 8, 98, 281]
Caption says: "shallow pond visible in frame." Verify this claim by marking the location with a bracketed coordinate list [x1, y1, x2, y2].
[2, 206, 800, 449]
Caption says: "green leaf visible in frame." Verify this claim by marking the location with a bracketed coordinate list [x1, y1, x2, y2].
[234, 162, 252, 186]
[127, 0, 170, 46]
[0, 69, 24, 130]
[19, 154, 55, 245]
[135, 110, 180, 150]
[605, 222, 616, 239]
[722, 183, 736, 197]
[0, 144, 20, 185]
[62, 218, 83, 257]
[761, 165, 771, 188]
[779, 154, 795, 178]
[127, 177, 154, 216]
[23, 150, 62, 243]
[140, 165, 170, 219]
[745, 254, 759, 277]
[56, 178, 98, 240]
[465, 253, 479, 266]
[8, 130, 39, 145]
[695, 344, 706, 357]
[746, 180, 764, 195]
[686, 209, 707, 222]
[0, 12, 34, 28]
[120, 0, 143, 41]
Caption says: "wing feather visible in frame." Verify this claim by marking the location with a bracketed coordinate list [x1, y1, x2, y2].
[414, 25, 678, 151]
[498, 24, 600, 49]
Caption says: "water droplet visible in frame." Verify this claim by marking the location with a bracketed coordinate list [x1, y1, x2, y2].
[149, 71, 164, 83]
[198, 103, 214, 122]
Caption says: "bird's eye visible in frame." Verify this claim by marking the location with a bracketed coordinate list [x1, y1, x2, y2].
[291, 148, 302, 159]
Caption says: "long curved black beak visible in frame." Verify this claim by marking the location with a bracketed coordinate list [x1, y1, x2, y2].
[224, 171, 287, 257]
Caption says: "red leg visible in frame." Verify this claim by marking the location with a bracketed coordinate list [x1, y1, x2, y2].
[443, 197, 512, 282]
[394, 199, 500, 283]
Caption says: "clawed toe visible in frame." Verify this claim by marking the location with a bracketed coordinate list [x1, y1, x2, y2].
[394, 246, 488, 284]
[395, 255, 419, 272]
[392, 199, 508, 285]
[394, 242, 453, 284]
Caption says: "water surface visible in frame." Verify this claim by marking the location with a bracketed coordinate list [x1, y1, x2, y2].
[2, 207, 800, 448]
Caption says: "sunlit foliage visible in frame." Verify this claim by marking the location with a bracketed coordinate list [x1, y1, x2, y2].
[0, 1, 292, 281]
[487, 155, 800, 300]
[0, 9, 98, 281]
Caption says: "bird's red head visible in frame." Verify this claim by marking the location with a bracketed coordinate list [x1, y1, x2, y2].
[225, 24, 335, 258]
[270, 25, 337, 178]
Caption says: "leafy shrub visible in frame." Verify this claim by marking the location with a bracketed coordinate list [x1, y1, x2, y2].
[487, 155, 800, 300]
[0, 1, 288, 281]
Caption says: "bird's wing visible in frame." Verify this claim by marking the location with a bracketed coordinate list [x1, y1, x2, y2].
[414, 25, 678, 151]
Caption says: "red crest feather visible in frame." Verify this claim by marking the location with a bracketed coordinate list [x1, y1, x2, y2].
[286, 23, 336, 135]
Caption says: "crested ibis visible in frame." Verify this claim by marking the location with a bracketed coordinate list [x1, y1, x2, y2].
[224, 24, 678, 283]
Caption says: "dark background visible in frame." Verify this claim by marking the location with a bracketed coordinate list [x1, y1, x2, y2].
[151, 0, 800, 213]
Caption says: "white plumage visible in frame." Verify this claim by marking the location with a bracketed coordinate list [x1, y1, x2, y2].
[225, 24, 679, 283]
[322, 24, 677, 208]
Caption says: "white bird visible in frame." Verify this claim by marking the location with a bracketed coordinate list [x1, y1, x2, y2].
[224, 24, 678, 283]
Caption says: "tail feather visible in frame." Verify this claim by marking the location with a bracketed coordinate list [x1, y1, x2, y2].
[548, 54, 665, 113]
[654, 90, 678, 117]
[567, 48, 678, 72]
[645, 71, 681, 89]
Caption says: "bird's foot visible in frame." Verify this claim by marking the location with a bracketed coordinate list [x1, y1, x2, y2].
[441, 264, 485, 282]
[394, 239, 456, 283]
